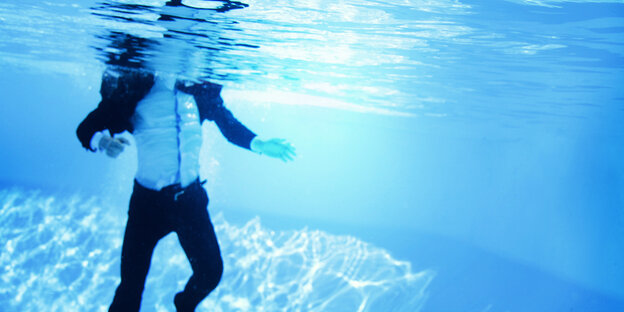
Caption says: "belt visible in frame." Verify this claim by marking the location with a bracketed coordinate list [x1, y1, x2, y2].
[158, 179, 206, 201]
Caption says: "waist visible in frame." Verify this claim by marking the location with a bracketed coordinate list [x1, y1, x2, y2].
[133, 126, 203, 190]
[134, 178, 206, 198]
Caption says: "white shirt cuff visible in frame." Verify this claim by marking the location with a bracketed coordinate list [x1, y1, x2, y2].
[90, 130, 109, 152]
[250, 136, 263, 154]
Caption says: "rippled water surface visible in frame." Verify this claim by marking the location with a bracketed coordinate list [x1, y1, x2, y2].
[2, 0, 622, 121]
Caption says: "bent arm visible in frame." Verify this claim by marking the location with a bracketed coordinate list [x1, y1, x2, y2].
[76, 67, 155, 152]
[76, 107, 109, 151]
[77, 69, 122, 151]
[76, 68, 154, 152]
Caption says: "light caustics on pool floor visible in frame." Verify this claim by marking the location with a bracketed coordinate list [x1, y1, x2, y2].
[0, 189, 434, 312]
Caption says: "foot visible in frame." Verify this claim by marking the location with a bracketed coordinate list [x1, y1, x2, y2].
[174, 292, 193, 312]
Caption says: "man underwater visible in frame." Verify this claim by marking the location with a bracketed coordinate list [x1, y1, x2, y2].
[77, 66, 295, 311]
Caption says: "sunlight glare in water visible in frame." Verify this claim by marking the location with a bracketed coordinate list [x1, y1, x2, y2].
[0, 189, 434, 311]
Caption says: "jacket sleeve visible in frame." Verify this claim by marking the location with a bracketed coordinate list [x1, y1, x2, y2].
[76, 68, 154, 151]
[192, 82, 257, 150]
[76, 71, 116, 151]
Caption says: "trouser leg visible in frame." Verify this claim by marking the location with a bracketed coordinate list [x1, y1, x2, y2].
[173, 186, 223, 312]
[109, 187, 170, 312]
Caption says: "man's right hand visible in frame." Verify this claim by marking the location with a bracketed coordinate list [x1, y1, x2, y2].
[98, 135, 130, 158]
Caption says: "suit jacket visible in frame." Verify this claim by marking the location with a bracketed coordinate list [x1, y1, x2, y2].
[77, 67, 256, 151]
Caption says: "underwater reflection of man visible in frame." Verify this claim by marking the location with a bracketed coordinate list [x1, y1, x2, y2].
[77, 68, 295, 311]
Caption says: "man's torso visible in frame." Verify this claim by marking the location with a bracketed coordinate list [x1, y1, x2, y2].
[131, 75, 203, 190]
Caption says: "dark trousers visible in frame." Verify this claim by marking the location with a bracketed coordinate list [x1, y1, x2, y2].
[109, 179, 223, 312]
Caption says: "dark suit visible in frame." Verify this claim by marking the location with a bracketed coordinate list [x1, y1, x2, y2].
[77, 67, 255, 312]
[77, 66, 256, 152]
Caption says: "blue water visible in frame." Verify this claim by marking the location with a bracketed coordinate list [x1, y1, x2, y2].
[1, 0, 623, 311]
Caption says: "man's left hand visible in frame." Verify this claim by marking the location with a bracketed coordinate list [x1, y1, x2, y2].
[251, 138, 296, 162]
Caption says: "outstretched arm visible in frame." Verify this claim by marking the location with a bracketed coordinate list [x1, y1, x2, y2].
[251, 138, 296, 162]
[188, 81, 296, 162]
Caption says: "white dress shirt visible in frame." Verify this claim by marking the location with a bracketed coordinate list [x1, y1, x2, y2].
[89, 74, 262, 191]
[128, 75, 203, 190]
